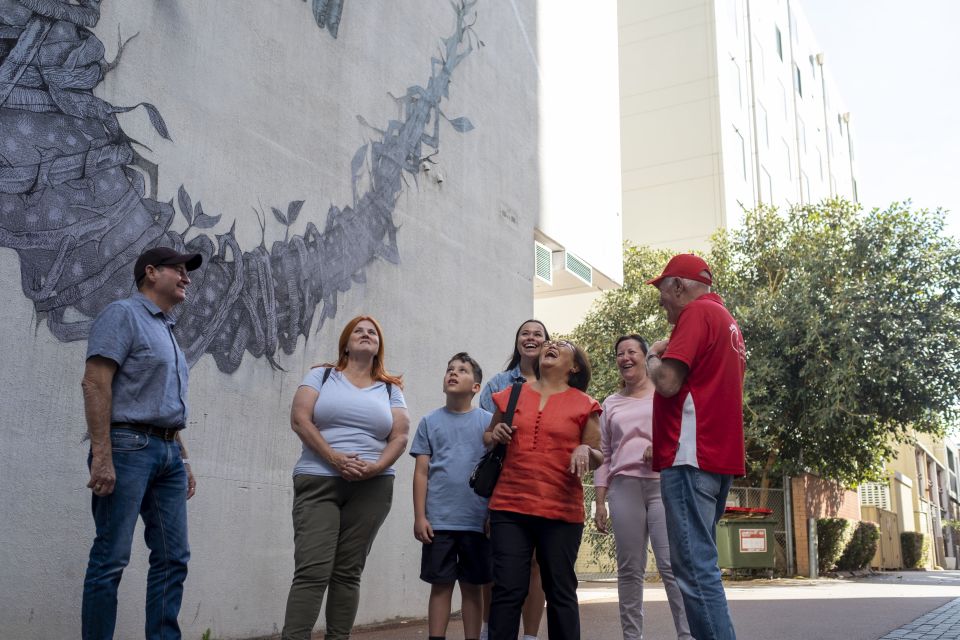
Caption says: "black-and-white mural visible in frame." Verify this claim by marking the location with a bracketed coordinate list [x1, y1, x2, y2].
[0, 0, 479, 373]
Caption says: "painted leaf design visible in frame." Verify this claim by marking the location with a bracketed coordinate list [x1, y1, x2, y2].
[287, 200, 305, 225]
[312, 0, 329, 26]
[193, 212, 222, 230]
[350, 145, 366, 176]
[141, 102, 171, 140]
[271, 207, 288, 225]
[449, 116, 474, 132]
[178, 185, 193, 224]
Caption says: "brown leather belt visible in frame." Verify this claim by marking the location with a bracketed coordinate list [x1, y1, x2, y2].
[111, 423, 182, 441]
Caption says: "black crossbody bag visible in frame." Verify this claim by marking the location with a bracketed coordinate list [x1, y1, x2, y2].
[469, 381, 523, 498]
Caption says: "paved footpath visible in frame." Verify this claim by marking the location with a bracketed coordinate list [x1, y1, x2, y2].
[879, 597, 960, 640]
[345, 570, 960, 640]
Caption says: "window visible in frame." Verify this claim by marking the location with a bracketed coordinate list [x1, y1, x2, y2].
[798, 117, 807, 153]
[783, 139, 792, 179]
[758, 103, 769, 147]
[735, 128, 747, 180]
[838, 113, 844, 136]
[793, 63, 802, 97]
[817, 149, 824, 179]
[801, 171, 810, 203]
[775, 26, 783, 61]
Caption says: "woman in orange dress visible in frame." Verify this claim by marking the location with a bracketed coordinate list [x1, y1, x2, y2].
[484, 339, 602, 640]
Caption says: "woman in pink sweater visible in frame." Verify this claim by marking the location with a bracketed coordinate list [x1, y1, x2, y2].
[594, 335, 692, 640]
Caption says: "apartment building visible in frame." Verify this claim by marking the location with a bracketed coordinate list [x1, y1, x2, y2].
[536, 0, 859, 332]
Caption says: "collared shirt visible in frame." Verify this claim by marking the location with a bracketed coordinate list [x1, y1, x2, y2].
[652, 292, 746, 476]
[86, 292, 189, 428]
[478, 364, 525, 414]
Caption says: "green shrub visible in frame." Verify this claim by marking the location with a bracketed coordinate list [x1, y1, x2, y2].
[836, 521, 880, 571]
[816, 518, 852, 573]
[901, 532, 928, 569]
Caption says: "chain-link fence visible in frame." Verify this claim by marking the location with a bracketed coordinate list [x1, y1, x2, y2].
[577, 484, 789, 580]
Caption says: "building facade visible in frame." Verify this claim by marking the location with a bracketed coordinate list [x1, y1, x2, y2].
[620, 0, 858, 252]
[0, 1, 544, 637]
[532, 0, 624, 334]
[535, 0, 859, 333]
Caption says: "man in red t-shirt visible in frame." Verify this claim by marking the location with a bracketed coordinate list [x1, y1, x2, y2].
[645, 253, 745, 640]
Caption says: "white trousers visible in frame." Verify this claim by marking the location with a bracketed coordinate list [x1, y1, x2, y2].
[608, 476, 693, 640]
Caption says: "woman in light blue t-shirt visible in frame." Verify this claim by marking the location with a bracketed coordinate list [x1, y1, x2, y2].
[281, 315, 411, 640]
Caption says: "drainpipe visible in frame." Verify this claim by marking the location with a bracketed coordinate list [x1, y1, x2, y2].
[815, 52, 833, 197]
[784, 474, 795, 576]
[744, 0, 762, 206]
[841, 112, 857, 202]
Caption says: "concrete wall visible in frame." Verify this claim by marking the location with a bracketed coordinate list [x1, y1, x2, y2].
[0, 1, 539, 638]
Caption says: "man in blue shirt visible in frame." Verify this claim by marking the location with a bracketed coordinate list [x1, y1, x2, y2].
[81, 246, 202, 640]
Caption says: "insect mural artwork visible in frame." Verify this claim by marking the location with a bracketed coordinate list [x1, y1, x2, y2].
[0, 0, 480, 373]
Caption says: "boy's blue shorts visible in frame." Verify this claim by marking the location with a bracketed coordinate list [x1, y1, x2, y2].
[420, 530, 493, 585]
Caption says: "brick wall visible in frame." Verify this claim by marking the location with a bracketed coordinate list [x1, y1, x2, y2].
[791, 473, 862, 575]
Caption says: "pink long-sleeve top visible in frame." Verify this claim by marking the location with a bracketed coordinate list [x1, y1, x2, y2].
[594, 392, 659, 487]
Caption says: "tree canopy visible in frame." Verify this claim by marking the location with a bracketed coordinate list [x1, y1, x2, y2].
[569, 199, 960, 486]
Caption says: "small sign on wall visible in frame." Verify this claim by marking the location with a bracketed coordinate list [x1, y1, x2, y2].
[739, 528, 768, 553]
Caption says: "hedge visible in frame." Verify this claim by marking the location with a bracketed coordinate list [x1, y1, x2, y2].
[816, 518, 853, 573]
[836, 521, 880, 571]
[901, 532, 928, 569]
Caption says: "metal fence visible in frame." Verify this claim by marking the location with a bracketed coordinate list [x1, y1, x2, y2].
[577, 484, 789, 580]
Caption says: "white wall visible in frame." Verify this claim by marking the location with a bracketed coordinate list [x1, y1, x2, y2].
[0, 1, 539, 638]
[537, 0, 623, 285]
[618, 0, 724, 253]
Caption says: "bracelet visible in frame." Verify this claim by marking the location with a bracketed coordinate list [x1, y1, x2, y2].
[182, 458, 191, 466]
[646, 353, 660, 362]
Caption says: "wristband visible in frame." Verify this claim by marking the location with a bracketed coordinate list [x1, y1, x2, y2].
[182, 458, 190, 466]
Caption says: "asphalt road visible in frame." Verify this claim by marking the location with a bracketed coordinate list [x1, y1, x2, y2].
[346, 571, 960, 640]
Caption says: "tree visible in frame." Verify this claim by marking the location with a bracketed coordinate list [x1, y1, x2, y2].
[713, 199, 960, 486]
[565, 244, 675, 401]
[570, 199, 960, 488]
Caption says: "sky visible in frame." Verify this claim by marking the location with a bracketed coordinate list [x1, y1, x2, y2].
[799, 0, 960, 237]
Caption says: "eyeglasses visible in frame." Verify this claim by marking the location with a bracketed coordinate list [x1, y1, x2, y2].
[543, 339, 574, 350]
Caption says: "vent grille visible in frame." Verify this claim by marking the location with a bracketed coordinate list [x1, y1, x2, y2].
[535, 242, 552, 284]
[858, 482, 890, 510]
[565, 251, 592, 286]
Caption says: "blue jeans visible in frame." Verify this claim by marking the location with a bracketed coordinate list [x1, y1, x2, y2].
[82, 429, 190, 640]
[660, 465, 736, 640]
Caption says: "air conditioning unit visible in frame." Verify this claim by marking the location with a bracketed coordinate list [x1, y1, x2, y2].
[534, 241, 552, 285]
[556, 250, 593, 287]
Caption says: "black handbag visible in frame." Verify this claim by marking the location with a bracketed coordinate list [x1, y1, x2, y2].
[469, 381, 523, 498]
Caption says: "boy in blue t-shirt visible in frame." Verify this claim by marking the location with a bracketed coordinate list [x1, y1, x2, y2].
[411, 352, 493, 640]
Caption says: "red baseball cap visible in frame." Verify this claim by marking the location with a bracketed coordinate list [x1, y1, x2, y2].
[646, 253, 713, 288]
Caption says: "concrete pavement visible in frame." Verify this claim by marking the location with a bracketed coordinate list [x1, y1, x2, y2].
[344, 570, 960, 640]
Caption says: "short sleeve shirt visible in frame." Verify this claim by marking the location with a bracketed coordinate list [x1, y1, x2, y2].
[86, 293, 189, 428]
[293, 368, 407, 477]
[478, 365, 524, 413]
[409, 407, 493, 532]
[652, 293, 746, 476]
[489, 384, 601, 523]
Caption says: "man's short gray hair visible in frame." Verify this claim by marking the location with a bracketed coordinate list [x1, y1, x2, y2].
[674, 275, 712, 293]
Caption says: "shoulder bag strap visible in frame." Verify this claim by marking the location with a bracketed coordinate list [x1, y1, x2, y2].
[502, 380, 523, 424]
